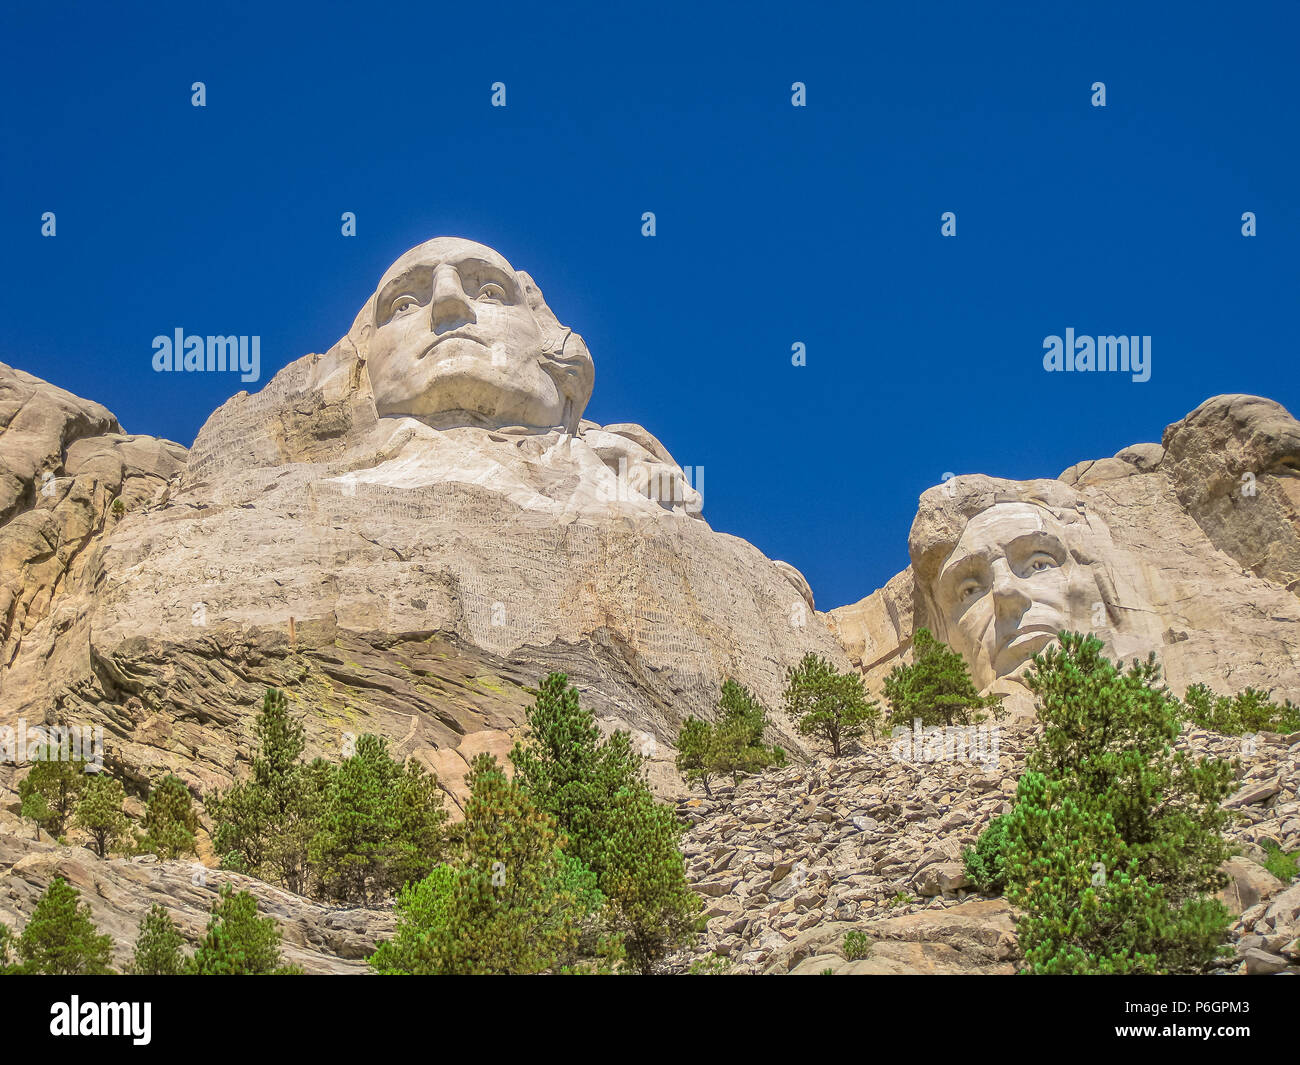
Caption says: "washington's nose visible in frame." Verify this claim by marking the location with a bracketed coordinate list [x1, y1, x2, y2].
[990, 559, 1031, 619]
[430, 264, 476, 335]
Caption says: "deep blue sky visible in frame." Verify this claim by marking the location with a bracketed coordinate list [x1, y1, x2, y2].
[2, 2, 1297, 610]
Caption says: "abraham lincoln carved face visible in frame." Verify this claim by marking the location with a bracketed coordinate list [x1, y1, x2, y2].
[346, 237, 594, 432]
[911, 478, 1140, 692]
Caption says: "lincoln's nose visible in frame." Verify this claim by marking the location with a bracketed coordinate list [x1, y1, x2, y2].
[430, 264, 476, 335]
[990, 558, 1031, 621]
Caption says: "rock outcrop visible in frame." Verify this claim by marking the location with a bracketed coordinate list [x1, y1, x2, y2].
[830, 396, 1300, 716]
[0, 238, 846, 833]
[675, 721, 1300, 975]
[0, 834, 390, 974]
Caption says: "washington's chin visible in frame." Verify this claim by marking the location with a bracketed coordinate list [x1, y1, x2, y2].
[377, 361, 564, 429]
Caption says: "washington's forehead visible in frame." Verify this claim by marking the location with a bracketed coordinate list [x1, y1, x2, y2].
[376, 237, 517, 288]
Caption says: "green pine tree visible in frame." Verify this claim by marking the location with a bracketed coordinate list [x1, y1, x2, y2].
[965, 633, 1235, 973]
[676, 680, 785, 796]
[601, 782, 702, 973]
[128, 904, 188, 975]
[675, 717, 717, 797]
[311, 734, 403, 905]
[11, 877, 114, 974]
[510, 672, 644, 880]
[386, 758, 450, 892]
[1181, 682, 1300, 735]
[709, 679, 785, 786]
[75, 773, 130, 858]
[513, 673, 700, 972]
[370, 754, 584, 974]
[137, 774, 199, 860]
[367, 865, 457, 975]
[18, 745, 87, 840]
[188, 885, 300, 974]
[883, 627, 1002, 728]
[782, 653, 880, 757]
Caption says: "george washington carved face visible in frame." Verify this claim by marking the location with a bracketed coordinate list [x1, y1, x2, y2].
[347, 237, 594, 432]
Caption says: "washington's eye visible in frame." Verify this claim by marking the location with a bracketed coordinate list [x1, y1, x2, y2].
[1028, 553, 1057, 573]
[477, 283, 507, 303]
[390, 295, 419, 316]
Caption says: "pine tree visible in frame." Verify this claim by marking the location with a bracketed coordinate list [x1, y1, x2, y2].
[370, 755, 583, 974]
[510, 672, 644, 880]
[676, 680, 785, 796]
[1181, 682, 1300, 735]
[513, 673, 700, 972]
[1025, 634, 1234, 903]
[18, 745, 87, 839]
[137, 774, 198, 860]
[966, 633, 1235, 973]
[883, 627, 1000, 728]
[710, 679, 785, 786]
[75, 773, 129, 858]
[188, 885, 299, 974]
[601, 783, 701, 973]
[311, 734, 402, 905]
[675, 717, 717, 797]
[128, 904, 188, 975]
[386, 758, 449, 892]
[368, 866, 456, 974]
[209, 777, 269, 875]
[447, 753, 580, 973]
[783, 653, 879, 757]
[12, 877, 114, 974]
[251, 689, 320, 893]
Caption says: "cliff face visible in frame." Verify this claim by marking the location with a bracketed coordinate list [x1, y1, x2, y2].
[829, 395, 1300, 717]
[0, 352, 844, 823]
[3, 362, 1299, 975]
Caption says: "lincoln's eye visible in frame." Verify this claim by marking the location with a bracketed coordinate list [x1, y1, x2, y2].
[477, 283, 507, 303]
[390, 295, 419, 316]
[958, 579, 983, 603]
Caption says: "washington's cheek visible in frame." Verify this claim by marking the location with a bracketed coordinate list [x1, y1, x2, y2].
[480, 305, 542, 350]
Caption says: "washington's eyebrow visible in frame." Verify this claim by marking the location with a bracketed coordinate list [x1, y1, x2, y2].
[453, 258, 518, 293]
[376, 267, 432, 307]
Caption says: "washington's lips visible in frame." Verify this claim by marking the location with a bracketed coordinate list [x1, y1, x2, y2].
[418, 331, 488, 358]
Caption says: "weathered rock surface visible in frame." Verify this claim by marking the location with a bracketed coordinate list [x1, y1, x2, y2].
[830, 396, 1300, 716]
[673, 721, 1300, 974]
[0, 239, 846, 829]
[0, 834, 391, 974]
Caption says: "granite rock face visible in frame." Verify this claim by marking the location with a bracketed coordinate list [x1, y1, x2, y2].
[673, 720, 1300, 975]
[829, 396, 1300, 716]
[0, 239, 845, 832]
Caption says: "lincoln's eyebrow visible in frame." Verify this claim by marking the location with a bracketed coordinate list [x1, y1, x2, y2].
[937, 548, 988, 585]
[1004, 530, 1066, 557]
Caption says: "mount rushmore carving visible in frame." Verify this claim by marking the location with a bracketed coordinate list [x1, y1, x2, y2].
[1, 236, 1298, 810]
